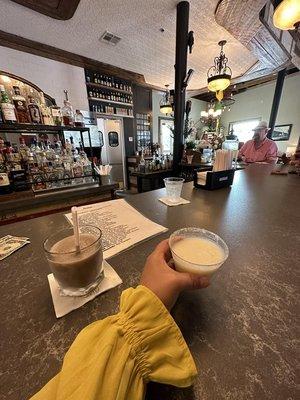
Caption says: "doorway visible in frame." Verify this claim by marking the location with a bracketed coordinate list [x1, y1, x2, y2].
[159, 117, 174, 154]
[97, 117, 126, 188]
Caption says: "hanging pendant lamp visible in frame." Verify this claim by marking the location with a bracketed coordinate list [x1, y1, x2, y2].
[160, 84, 173, 114]
[207, 40, 232, 97]
[273, 0, 300, 30]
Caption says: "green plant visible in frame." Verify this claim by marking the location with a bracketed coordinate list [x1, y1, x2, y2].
[185, 140, 196, 150]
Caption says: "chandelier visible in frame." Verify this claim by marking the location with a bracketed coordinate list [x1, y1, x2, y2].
[207, 40, 232, 100]
[273, 0, 300, 30]
[160, 84, 173, 114]
[200, 102, 222, 123]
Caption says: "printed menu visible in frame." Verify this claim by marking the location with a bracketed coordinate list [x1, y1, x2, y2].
[65, 199, 167, 259]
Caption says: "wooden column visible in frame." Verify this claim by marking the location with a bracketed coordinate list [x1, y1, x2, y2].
[173, 1, 190, 172]
[268, 68, 286, 138]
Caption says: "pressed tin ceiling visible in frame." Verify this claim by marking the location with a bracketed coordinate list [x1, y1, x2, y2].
[0, 0, 257, 90]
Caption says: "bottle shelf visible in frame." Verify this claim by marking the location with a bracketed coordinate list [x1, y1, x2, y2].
[88, 97, 133, 107]
[0, 123, 90, 133]
[95, 112, 134, 119]
[86, 82, 132, 95]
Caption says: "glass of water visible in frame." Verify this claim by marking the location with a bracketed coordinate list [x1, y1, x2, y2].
[164, 177, 184, 203]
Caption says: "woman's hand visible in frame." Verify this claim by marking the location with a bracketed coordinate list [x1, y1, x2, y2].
[140, 239, 210, 310]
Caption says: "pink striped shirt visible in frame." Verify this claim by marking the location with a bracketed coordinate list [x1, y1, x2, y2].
[238, 138, 278, 163]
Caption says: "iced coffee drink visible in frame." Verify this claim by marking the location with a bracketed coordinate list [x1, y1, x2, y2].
[44, 226, 103, 296]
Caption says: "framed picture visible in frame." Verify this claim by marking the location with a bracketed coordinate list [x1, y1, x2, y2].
[271, 124, 293, 141]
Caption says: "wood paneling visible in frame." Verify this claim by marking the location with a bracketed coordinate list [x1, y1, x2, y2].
[0, 30, 146, 85]
[133, 85, 152, 113]
[11, 0, 81, 20]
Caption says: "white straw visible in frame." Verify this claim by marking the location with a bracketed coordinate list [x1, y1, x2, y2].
[71, 206, 80, 252]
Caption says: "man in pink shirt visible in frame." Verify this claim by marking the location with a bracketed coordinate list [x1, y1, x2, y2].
[238, 121, 278, 164]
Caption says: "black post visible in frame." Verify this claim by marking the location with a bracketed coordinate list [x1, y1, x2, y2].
[268, 68, 286, 138]
[173, 1, 190, 173]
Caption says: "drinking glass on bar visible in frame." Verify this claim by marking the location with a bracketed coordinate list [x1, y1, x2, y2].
[44, 225, 103, 296]
[163, 177, 184, 203]
[169, 227, 229, 277]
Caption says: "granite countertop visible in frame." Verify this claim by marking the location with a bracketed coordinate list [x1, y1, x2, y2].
[0, 164, 299, 399]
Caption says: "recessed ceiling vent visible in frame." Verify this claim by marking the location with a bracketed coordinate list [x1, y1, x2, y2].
[100, 31, 121, 45]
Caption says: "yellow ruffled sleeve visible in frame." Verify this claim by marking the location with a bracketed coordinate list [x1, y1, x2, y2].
[30, 285, 197, 400]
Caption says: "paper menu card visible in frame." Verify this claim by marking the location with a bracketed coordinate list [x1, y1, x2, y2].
[65, 199, 168, 259]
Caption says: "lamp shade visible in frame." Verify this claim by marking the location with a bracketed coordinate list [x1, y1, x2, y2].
[207, 74, 231, 92]
[160, 104, 173, 114]
[273, 0, 300, 30]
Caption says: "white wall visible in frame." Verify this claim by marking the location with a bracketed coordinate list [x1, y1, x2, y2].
[151, 90, 166, 143]
[220, 73, 300, 152]
[189, 98, 207, 132]
[0, 46, 88, 111]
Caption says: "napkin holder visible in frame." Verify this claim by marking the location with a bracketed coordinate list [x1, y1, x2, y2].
[194, 168, 235, 190]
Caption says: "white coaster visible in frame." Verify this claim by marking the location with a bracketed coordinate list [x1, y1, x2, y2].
[159, 197, 190, 207]
[48, 260, 122, 318]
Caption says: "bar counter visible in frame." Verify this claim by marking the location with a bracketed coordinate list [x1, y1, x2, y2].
[0, 182, 118, 224]
[0, 164, 299, 399]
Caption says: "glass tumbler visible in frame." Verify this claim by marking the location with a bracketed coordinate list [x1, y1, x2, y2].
[44, 225, 103, 296]
[169, 227, 229, 277]
[163, 177, 184, 203]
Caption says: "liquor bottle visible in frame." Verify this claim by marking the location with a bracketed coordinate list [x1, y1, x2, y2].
[75, 110, 84, 127]
[39, 92, 53, 125]
[28, 96, 43, 124]
[69, 136, 78, 157]
[0, 161, 12, 194]
[51, 106, 62, 126]
[12, 86, 30, 123]
[61, 90, 74, 126]
[19, 137, 30, 163]
[0, 85, 17, 124]
[65, 139, 73, 156]
[72, 156, 84, 184]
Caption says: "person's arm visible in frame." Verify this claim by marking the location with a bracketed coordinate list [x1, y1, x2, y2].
[238, 142, 248, 162]
[30, 240, 209, 400]
[265, 141, 278, 164]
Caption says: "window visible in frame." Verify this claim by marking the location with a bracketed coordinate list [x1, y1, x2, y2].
[228, 118, 261, 143]
[159, 118, 174, 154]
[136, 113, 151, 151]
[108, 131, 119, 147]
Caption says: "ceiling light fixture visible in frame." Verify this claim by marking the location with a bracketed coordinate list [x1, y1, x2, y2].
[200, 102, 223, 123]
[160, 85, 173, 115]
[207, 40, 232, 100]
[273, 0, 300, 30]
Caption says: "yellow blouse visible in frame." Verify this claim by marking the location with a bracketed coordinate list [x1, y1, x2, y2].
[31, 285, 197, 400]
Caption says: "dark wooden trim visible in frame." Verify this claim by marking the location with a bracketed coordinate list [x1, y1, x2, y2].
[10, 0, 81, 21]
[268, 68, 287, 138]
[133, 81, 166, 92]
[0, 30, 146, 84]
